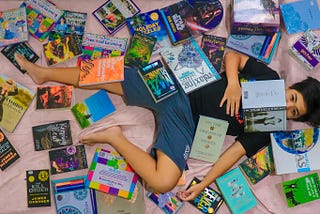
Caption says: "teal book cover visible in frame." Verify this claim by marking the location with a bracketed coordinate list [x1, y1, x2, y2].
[216, 167, 257, 214]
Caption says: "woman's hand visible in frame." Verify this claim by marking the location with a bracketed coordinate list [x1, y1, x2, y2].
[219, 83, 241, 117]
[177, 183, 205, 201]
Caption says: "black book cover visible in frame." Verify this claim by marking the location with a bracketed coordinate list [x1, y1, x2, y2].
[0, 129, 20, 170]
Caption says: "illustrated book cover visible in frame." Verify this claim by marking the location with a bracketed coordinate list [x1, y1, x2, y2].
[0, 7, 28, 47]
[289, 30, 320, 70]
[138, 59, 178, 103]
[239, 145, 275, 185]
[241, 79, 286, 132]
[92, 0, 140, 35]
[0, 74, 35, 133]
[52, 175, 97, 214]
[189, 115, 229, 163]
[146, 191, 184, 214]
[36, 85, 73, 110]
[79, 56, 124, 86]
[270, 127, 320, 175]
[49, 145, 88, 175]
[26, 169, 51, 207]
[22, 0, 64, 42]
[160, 37, 221, 94]
[0, 129, 20, 171]
[201, 34, 226, 73]
[71, 89, 115, 129]
[281, 172, 320, 207]
[32, 120, 73, 151]
[86, 148, 139, 200]
[43, 33, 82, 66]
[280, 0, 320, 34]
[216, 167, 258, 214]
[1, 42, 39, 74]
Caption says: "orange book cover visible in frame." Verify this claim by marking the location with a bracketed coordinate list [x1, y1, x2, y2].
[79, 56, 124, 86]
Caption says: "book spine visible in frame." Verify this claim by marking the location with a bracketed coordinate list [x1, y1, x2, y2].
[159, 9, 177, 45]
[244, 106, 286, 112]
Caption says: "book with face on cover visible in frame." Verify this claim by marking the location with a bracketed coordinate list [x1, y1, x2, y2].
[36, 85, 73, 110]
[0, 129, 20, 171]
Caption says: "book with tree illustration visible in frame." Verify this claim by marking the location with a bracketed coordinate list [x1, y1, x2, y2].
[0, 129, 20, 171]
[36, 85, 73, 110]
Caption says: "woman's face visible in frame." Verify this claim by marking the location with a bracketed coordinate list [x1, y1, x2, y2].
[285, 88, 307, 119]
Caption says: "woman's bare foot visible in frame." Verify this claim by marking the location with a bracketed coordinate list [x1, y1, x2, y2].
[79, 126, 123, 146]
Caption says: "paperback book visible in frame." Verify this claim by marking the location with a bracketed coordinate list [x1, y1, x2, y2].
[0, 7, 28, 47]
[92, 0, 140, 35]
[0, 74, 35, 133]
[138, 60, 178, 103]
[0, 129, 20, 171]
[49, 145, 88, 175]
[160, 37, 221, 94]
[270, 127, 320, 175]
[241, 79, 286, 132]
[32, 120, 73, 151]
[147, 191, 184, 214]
[1, 42, 39, 74]
[36, 85, 73, 110]
[86, 148, 138, 200]
[71, 90, 115, 129]
[26, 169, 51, 207]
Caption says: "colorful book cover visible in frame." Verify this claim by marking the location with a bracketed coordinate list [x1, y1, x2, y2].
[32, 120, 73, 151]
[22, 0, 64, 42]
[190, 115, 228, 163]
[71, 89, 115, 129]
[124, 31, 156, 69]
[79, 56, 124, 86]
[0, 74, 35, 133]
[160, 37, 221, 94]
[138, 60, 178, 103]
[201, 35, 226, 72]
[188, 177, 224, 214]
[241, 79, 286, 132]
[270, 127, 320, 175]
[92, 0, 140, 35]
[146, 191, 184, 214]
[52, 175, 97, 214]
[1, 42, 39, 74]
[49, 145, 88, 175]
[126, 9, 171, 54]
[239, 145, 275, 185]
[26, 169, 51, 207]
[86, 148, 139, 200]
[280, 0, 320, 34]
[289, 30, 320, 70]
[43, 33, 82, 66]
[216, 167, 257, 214]
[36, 85, 73, 110]
[282, 172, 320, 207]
[0, 129, 20, 171]
[0, 7, 28, 47]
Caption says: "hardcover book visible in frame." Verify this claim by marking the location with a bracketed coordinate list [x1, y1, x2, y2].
[289, 30, 320, 70]
[138, 60, 178, 103]
[1, 42, 39, 74]
[26, 169, 51, 207]
[22, 0, 64, 42]
[71, 89, 115, 129]
[231, 0, 280, 35]
[0, 7, 28, 47]
[43, 33, 82, 66]
[280, 0, 320, 34]
[270, 127, 320, 175]
[92, 0, 140, 35]
[146, 191, 184, 214]
[160, 37, 221, 94]
[241, 79, 286, 132]
[36, 85, 73, 110]
[190, 115, 229, 163]
[0, 129, 20, 171]
[124, 31, 156, 69]
[52, 175, 97, 214]
[281, 172, 320, 207]
[49, 145, 88, 175]
[86, 148, 139, 200]
[187, 177, 224, 214]
[32, 120, 73, 151]
[0, 74, 35, 133]
[201, 34, 226, 73]
[239, 145, 275, 185]
[216, 167, 258, 214]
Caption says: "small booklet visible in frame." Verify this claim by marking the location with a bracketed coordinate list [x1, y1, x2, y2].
[36, 85, 73, 110]
[147, 191, 184, 214]
[0, 129, 20, 171]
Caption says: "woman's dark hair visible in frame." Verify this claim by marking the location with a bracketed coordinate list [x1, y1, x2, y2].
[290, 77, 320, 127]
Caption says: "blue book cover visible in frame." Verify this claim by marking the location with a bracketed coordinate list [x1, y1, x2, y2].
[216, 167, 257, 214]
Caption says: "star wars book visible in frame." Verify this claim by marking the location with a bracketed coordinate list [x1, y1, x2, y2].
[36, 85, 73, 110]
[0, 129, 20, 171]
